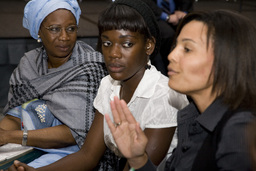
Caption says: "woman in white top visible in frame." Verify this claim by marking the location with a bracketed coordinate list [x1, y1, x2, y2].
[94, 0, 188, 169]
[9, 0, 187, 170]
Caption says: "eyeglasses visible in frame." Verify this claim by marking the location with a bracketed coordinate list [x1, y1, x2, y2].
[43, 25, 78, 35]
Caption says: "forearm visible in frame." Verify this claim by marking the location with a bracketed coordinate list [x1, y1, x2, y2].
[36, 151, 91, 171]
[130, 156, 157, 171]
[128, 153, 149, 169]
[37, 112, 107, 171]
[144, 127, 174, 165]
[3, 125, 75, 148]
[26, 125, 76, 148]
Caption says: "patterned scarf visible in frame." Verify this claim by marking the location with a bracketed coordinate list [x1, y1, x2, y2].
[4, 40, 107, 147]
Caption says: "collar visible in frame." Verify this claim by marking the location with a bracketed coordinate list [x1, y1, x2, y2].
[196, 98, 228, 132]
[110, 64, 162, 102]
[178, 98, 228, 132]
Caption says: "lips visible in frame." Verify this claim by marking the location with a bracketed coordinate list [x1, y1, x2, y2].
[107, 63, 125, 73]
[56, 45, 69, 52]
[167, 66, 178, 76]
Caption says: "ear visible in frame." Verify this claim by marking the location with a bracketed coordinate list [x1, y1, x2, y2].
[146, 37, 156, 56]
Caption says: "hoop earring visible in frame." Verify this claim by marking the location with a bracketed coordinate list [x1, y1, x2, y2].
[37, 35, 42, 43]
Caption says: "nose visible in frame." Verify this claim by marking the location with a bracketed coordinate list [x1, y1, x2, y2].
[58, 29, 70, 41]
[110, 44, 121, 58]
[168, 47, 177, 63]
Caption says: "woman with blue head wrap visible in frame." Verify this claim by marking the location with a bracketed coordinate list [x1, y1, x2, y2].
[0, 0, 108, 169]
[23, 0, 81, 40]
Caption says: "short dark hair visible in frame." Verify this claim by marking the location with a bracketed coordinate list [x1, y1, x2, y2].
[176, 10, 256, 110]
[98, 0, 160, 58]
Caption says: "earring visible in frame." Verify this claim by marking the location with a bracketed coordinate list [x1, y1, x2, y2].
[147, 43, 151, 49]
[145, 64, 151, 70]
[37, 35, 42, 43]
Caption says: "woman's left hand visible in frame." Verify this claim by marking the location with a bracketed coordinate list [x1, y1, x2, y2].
[105, 96, 148, 168]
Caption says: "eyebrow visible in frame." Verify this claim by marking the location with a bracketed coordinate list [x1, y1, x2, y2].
[181, 38, 196, 43]
[101, 34, 137, 39]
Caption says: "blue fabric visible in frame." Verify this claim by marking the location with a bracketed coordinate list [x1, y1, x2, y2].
[23, 0, 81, 39]
[157, 0, 176, 14]
[6, 99, 79, 168]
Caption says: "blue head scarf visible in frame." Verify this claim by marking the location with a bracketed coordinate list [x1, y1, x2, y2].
[23, 0, 81, 39]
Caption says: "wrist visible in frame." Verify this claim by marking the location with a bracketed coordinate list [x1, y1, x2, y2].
[22, 127, 28, 146]
[128, 153, 148, 169]
[166, 15, 170, 22]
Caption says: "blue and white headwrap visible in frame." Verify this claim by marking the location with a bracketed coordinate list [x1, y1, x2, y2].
[23, 0, 81, 39]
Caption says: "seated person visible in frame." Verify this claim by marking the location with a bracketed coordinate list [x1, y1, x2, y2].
[0, 0, 107, 168]
[7, 0, 188, 170]
[105, 9, 256, 171]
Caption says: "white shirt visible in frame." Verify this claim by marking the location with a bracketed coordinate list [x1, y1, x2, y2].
[94, 65, 188, 156]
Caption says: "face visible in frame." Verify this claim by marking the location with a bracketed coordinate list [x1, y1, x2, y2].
[38, 9, 77, 61]
[101, 29, 153, 82]
[167, 20, 214, 98]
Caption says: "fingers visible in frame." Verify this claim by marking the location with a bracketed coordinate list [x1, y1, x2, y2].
[113, 96, 126, 122]
[14, 160, 32, 171]
[108, 96, 137, 128]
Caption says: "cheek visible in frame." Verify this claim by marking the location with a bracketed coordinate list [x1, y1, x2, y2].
[187, 61, 212, 82]
[185, 55, 214, 95]
[169, 56, 213, 93]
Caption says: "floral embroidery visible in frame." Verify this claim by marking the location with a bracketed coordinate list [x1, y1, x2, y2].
[35, 104, 47, 123]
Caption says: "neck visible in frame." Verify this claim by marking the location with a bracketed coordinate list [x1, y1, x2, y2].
[190, 89, 217, 114]
[120, 68, 145, 103]
[47, 55, 71, 69]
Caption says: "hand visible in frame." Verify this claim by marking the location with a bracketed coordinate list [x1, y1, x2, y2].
[174, 11, 187, 20]
[105, 96, 148, 168]
[167, 14, 179, 25]
[7, 160, 36, 171]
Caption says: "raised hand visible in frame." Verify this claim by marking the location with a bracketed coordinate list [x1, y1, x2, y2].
[105, 96, 148, 168]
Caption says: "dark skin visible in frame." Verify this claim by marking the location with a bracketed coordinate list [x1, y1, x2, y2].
[39, 9, 77, 68]
[0, 9, 77, 149]
[7, 29, 175, 171]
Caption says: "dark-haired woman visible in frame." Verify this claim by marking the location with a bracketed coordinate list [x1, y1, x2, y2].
[104, 10, 256, 171]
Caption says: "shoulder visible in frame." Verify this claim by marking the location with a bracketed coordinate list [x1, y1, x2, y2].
[224, 110, 255, 130]
[74, 41, 104, 63]
[23, 47, 43, 60]
[216, 110, 255, 169]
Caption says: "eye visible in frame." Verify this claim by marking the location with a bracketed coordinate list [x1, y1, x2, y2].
[102, 41, 112, 47]
[184, 47, 191, 53]
[123, 42, 133, 48]
[66, 25, 78, 33]
[49, 26, 61, 33]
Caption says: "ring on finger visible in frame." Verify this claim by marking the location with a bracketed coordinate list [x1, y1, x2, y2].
[114, 121, 122, 127]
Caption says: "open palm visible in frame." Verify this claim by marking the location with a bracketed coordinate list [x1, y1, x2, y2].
[105, 96, 148, 159]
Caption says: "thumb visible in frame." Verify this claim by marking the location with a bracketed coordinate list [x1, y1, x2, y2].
[13, 160, 26, 171]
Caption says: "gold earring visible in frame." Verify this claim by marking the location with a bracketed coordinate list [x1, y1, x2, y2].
[37, 35, 42, 43]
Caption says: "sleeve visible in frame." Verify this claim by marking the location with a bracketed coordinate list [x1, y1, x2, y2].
[5, 106, 22, 119]
[136, 159, 157, 171]
[216, 112, 255, 170]
[93, 75, 111, 115]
